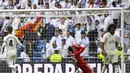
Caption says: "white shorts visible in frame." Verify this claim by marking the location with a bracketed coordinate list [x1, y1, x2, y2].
[104, 54, 118, 65]
[6, 52, 17, 65]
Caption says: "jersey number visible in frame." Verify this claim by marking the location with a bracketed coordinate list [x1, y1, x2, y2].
[9, 40, 13, 46]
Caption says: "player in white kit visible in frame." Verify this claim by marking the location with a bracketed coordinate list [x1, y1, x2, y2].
[1, 27, 23, 73]
[100, 24, 121, 73]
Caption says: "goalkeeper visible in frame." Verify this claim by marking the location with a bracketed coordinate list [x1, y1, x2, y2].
[68, 44, 94, 73]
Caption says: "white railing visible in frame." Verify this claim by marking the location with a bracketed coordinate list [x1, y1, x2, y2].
[0, 8, 122, 12]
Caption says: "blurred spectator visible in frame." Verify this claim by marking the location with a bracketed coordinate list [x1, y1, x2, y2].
[0, 0, 8, 9]
[1, 17, 12, 37]
[59, 17, 70, 37]
[26, 0, 32, 9]
[95, 0, 101, 7]
[124, 34, 130, 52]
[95, 19, 102, 38]
[95, 14, 105, 32]
[33, 4, 37, 9]
[87, 16, 98, 57]
[45, 2, 49, 9]
[25, 41, 32, 58]
[32, 4, 41, 15]
[75, 23, 82, 45]
[20, 0, 27, 9]
[58, 4, 62, 8]
[80, 0, 87, 8]
[86, 0, 97, 8]
[49, 50, 62, 62]
[38, 23, 45, 39]
[123, 0, 130, 9]
[71, 0, 78, 8]
[56, 29, 63, 46]
[43, 3, 51, 26]
[18, 17, 25, 28]
[0, 18, 3, 31]
[50, 0, 56, 9]
[59, 39, 69, 58]
[73, 2, 82, 16]
[59, 28, 64, 36]
[54, 2, 60, 9]
[103, 14, 113, 32]
[7, 0, 14, 9]
[80, 31, 89, 57]
[44, 23, 55, 40]
[20, 46, 30, 62]
[37, 0, 45, 9]
[11, 17, 20, 32]
[46, 42, 60, 58]
[14, 0, 19, 5]
[106, 0, 113, 7]
[86, 16, 96, 34]
[127, 48, 130, 61]
[60, 0, 71, 8]
[117, 0, 122, 7]
[110, 1, 120, 26]
[50, 31, 59, 46]
[65, 30, 76, 46]
[41, 39, 49, 59]
[78, 2, 81, 8]
[99, 0, 107, 8]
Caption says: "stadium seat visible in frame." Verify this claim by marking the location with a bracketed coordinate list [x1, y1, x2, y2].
[32, 57, 42, 62]
[16, 45, 21, 57]
[33, 52, 42, 57]
[36, 40, 45, 52]
[37, 40, 44, 45]
[125, 25, 130, 34]
[125, 25, 130, 30]
[17, 45, 26, 57]
[16, 58, 22, 63]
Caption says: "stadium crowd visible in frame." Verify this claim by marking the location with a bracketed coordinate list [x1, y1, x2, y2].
[0, 0, 130, 9]
[0, 0, 130, 62]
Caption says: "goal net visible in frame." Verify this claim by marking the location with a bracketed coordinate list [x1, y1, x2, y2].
[0, 8, 126, 73]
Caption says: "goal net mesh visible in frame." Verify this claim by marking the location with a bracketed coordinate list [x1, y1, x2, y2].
[0, 9, 128, 73]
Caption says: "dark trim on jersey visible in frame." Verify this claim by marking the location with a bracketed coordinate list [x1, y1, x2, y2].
[5, 36, 18, 45]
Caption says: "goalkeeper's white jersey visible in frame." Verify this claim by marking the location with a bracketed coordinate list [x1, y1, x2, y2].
[3, 34, 22, 55]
